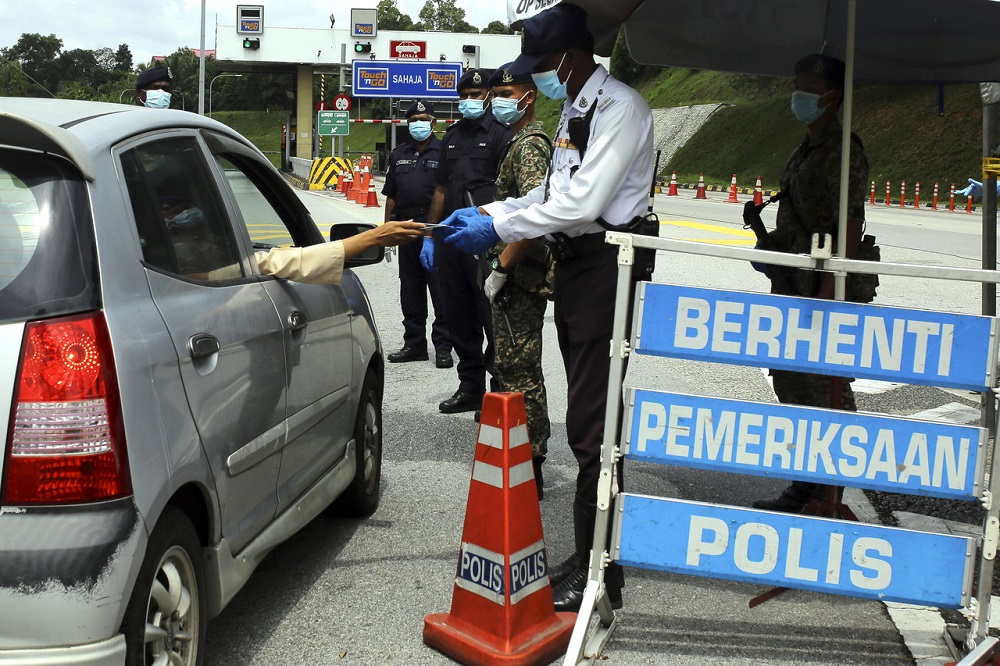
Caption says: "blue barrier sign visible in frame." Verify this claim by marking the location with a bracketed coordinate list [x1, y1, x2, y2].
[625, 389, 985, 500]
[351, 60, 461, 99]
[633, 284, 998, 391]
[614, 495, 973, 608]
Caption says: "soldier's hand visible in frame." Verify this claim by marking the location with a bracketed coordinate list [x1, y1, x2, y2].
[483, 269, 507, 304]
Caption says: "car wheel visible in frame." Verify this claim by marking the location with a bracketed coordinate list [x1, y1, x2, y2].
[122, 507, 205, 666]
[333, 369, 383, 517]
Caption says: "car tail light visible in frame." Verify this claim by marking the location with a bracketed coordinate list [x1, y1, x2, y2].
[3, 312, 131, 504]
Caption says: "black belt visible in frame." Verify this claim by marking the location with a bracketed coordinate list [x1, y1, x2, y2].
[547, 232, 612, 261]
[394, 206, 430, 219]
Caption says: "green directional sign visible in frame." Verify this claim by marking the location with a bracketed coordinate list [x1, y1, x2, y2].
[318, 110, 350, 136]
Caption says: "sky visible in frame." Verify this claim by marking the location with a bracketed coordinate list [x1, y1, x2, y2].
[0, 1, 508, 66]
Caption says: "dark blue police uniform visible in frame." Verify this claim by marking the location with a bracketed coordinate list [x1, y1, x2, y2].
[433, 71, 511, 407]
[382, 135, 451, 359]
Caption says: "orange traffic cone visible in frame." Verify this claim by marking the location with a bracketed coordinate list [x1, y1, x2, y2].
[726, 173, 739, 203]
[667, 171, 679, 196]
[753, 176, 763, 206]
[340, 175, 353, 198]
[694, 173, 707, 200]
[355, 168, 372, 203]
[932, 182, 939, 210]
[949, 183, 956, 212]
[424, 393, 575, 666]
[914, 182, 921, 209]
[364, 184, 380, 208]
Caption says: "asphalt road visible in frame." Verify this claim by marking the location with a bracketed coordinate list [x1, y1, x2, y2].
[202, 183, 990, 665]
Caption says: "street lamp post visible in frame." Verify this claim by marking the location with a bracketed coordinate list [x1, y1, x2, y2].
[173, 90, 185, 111]
[209, 74, 243, 117]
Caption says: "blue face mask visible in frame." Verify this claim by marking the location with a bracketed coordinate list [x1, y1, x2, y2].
[491, 92, 528, 125]
[458, 99, 485, 120]
[143, 89, 171, 109]
[408, 120, 433, 141]
[791, 90, 830, 124]
[532, 52, 570, 100]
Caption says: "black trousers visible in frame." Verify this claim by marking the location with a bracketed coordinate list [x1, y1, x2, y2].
[553, 243, 623, 503]
[438, 242, 495, 393]
[398, 238, 450, 353]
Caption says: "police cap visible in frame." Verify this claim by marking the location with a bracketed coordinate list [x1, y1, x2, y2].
[508, 4, 593, 77]
[488, 62, 533, 88]
[405, 100, 435, 117]
[794, 54, 846, 90]
[136, 66, 173, 90]
[457, 68, 492, 92]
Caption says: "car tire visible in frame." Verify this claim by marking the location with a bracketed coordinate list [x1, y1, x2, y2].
[333, 368, 383, 517]
[121, 507, 206, 666]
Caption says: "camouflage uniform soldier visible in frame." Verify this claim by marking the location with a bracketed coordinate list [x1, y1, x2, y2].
[753, 54, 870, 513]
[481, 63, 554, 498]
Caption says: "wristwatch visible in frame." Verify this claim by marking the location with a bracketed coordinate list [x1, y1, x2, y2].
[491, 257, 508, 274]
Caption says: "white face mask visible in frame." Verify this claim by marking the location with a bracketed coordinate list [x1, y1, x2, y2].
[532, 52, 571, 100]
[491, 91, 529, 125]
[143, 89, 171, 109]
[790, 90, 832, 124]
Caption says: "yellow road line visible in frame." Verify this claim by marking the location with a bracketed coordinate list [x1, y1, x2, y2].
[661, 219, 755, 238]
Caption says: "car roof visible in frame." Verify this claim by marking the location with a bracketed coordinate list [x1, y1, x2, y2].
[0, 98, 249, 181]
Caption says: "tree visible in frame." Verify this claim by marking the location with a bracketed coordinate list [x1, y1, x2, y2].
[377, 0, 414, 30]
[417, 0, 475, 32]
[114, 44, 133, 72]
[481, 20, 513, 35]
[3, 33, 63, 95]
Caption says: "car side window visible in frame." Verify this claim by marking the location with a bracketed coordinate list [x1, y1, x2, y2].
[121, 138, 244, 281]
[213, 155, 297, 250]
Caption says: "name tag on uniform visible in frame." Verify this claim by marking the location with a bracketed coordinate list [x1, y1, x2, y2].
[427, 160, 439, 169]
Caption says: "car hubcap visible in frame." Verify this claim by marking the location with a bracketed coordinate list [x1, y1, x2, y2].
[362, 397, 380, 492]
[145, 545, 199, 665]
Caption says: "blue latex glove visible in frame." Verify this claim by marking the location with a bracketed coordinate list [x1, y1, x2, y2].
[420, 237, 435, 271]
[443, 210, 500, 254]
[957, 179, 983, 198]
[440, 206, 479, 229]
[956, 178, 1000, 198]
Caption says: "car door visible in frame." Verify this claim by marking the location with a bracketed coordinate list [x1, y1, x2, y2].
[119, 133, 286, 553]
[203, 132, 355, 511]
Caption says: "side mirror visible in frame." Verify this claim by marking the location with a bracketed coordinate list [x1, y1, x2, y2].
[329, 222, 385, 267]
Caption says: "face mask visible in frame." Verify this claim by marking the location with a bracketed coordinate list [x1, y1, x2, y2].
[458, 99, 485, 120]
[143, 89, 171, 109]
[790, 90, 830, 124]
[409, 120, 432, 141]
[532, 52, 570, 100]
[491, 92, 528, 125]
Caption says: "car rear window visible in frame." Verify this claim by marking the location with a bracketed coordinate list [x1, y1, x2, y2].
[0, 150, 99, 324]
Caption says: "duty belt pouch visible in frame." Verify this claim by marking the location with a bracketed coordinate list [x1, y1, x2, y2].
[598, 214, 659, 281]
[846, 234, 880, 303]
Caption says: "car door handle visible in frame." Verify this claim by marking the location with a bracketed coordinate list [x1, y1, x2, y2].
[287, 311, 307, 331]
[188, 333, 220, 359]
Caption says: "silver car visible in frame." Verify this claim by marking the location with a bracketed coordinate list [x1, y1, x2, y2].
[0, 98, 385, 665]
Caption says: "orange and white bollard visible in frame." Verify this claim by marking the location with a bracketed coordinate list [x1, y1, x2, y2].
[899, 180, 906, 208]
[885, 180, 891, 206]
[726, 173, 739, 203]
[870, 180, 876, 206]
[753, 176, 764, 206]
[949, 183, 956, 212]
[914, 182, 921, 209]
[967, 195, 974, 214]
[932, 182, 939, 210]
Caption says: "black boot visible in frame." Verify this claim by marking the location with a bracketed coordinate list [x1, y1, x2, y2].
[533, 457, 545, 500]
[553, 499, 623, 612]
[752, 481, 819, 513]
[549, 499, 593, 588]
